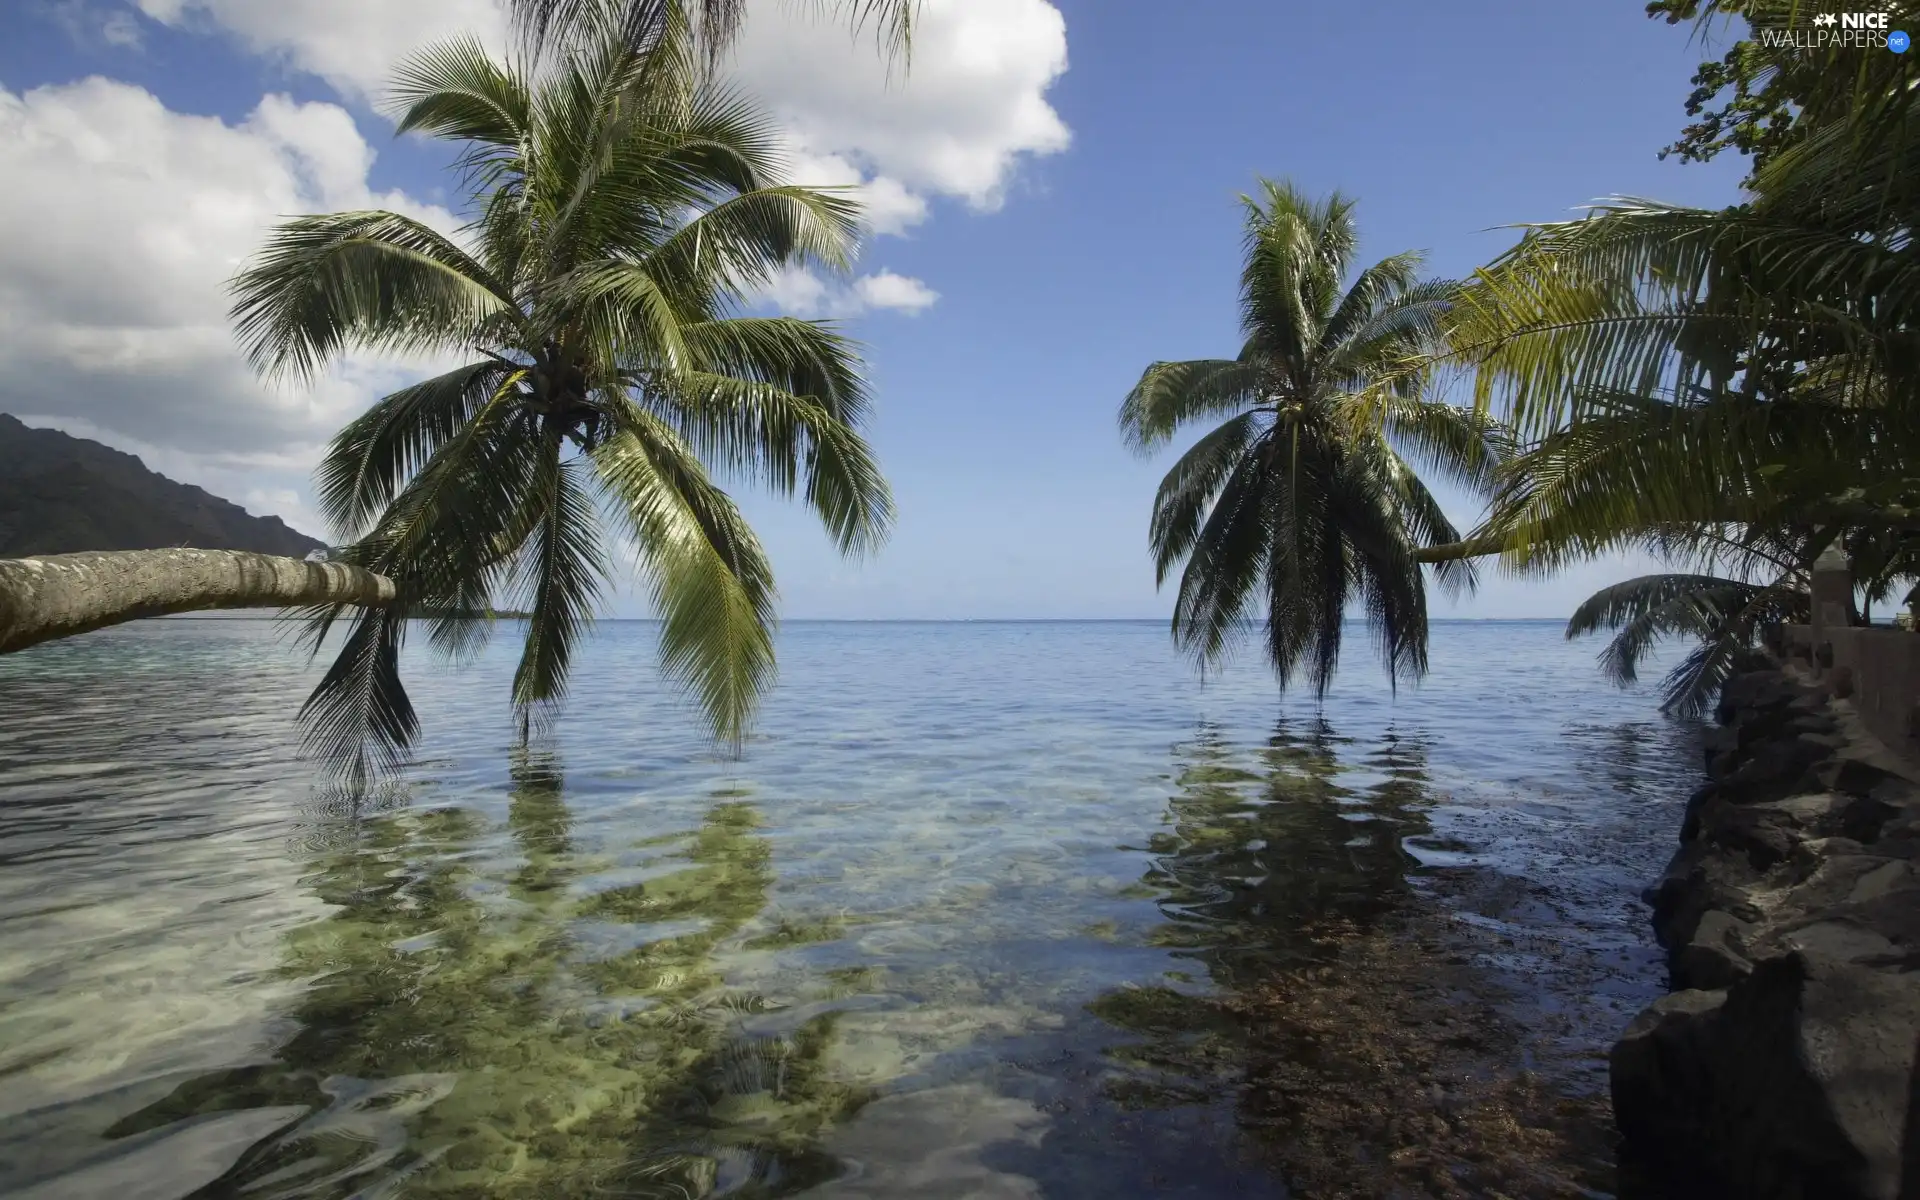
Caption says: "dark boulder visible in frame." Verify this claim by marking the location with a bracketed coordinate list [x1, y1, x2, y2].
[1614, 952, 1920, 1200]
[1615, 663, 1920, 1199]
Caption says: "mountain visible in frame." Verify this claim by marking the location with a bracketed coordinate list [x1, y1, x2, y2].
[0, 414, 327, 559]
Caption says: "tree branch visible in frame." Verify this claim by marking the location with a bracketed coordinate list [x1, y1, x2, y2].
[1414, 533, 1513, 563]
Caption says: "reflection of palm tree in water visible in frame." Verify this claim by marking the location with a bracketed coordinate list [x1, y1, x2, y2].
[1141, 717, 1435, 980]
[506, 748, 571, 902]
[108, 751, 866, 1198]
[1099, 725, 1612, 1195]
[1089, 717, 1437, 1112]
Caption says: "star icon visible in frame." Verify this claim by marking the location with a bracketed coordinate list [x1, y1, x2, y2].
[1813, 12, 1838, 25]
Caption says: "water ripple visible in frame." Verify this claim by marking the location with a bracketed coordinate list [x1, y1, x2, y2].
[0, 619, 1692, 1198]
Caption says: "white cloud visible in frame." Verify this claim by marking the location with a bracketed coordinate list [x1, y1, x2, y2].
[1, 0, 1066, 529]
[759, 267, 939, 318]
[0, 78, 456, 536]
[725, 0, 1070, 211]
[783, 147, 930, 237]
[121, 0, 1070, 235]
[129, 0, 507, 102]
[854, 270, 940, 313]
[101, 10, 143, 45]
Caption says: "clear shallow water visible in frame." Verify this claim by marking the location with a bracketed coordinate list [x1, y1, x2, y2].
[0, 619, 1695, 1199]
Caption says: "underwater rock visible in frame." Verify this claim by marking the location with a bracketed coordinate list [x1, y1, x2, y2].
[1613, 662, 1920, 1199]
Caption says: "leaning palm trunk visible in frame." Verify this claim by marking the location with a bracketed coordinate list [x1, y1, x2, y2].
[0, 549, 394, 655]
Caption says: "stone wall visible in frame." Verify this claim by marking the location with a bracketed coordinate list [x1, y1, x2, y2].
[1779, 621, 1920, 761]
[1609, 659, 1920, 1198]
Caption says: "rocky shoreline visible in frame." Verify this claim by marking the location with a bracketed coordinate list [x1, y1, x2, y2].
[1610, 655, 1920, 1199]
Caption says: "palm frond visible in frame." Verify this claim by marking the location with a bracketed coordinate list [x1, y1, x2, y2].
[506, 0, 917, 66]
[1568, 573, 1756, 684]
[1360, 392, 1507, 493]
[1119, 359, 1262, 453]
[230, 212, 514, 382]
[315, 361, 515, 541]
[640, 370, 893, 554]
[1364, 440, 1476, 600]
[1260, 421, 1348, 695]
[1474, 386, 1917, 573]
[1565, 571, 1811, 716]
[293, 395, 551, 774]
[593, 399, 777, 746]
[1447, 200, 1918, 435]
[1148, 412, 1269, 585]
[644, 185, 863, 302]
[678, 316, 868, 423]
[661, 85, 799, 202]
[1320, 248, 1426, 350]
[1325, 449, 1430, 689]
[506, 449, 610, 716]
[387, 34, 534, 193]
[1240, 184, 1355, 380]
[1170, 441, 1277, 672]
[291, 604, 417, 786]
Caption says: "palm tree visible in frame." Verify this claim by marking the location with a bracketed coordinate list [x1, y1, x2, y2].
[1118, 181, 1502, 696]
[230, 5, 893, 778]
[2, 0, 919, 665]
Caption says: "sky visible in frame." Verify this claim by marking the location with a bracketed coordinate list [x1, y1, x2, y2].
[0, 0, 1752, 620]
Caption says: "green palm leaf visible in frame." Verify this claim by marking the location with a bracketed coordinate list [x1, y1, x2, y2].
[508, 449, 611, 719]
[507, 0, 916, 66]
[294, 605, 416, 785]
[593, 400, 776, 746]
[1566, 572, 1810, 716]
[315, 361, 515, 540]
[1119, 360, 1263, 453]
[1148, 412, 1269, 585]
[387, 35, 533, 182]
[644, 370, 894, 554]
[230, 212, 514, 382]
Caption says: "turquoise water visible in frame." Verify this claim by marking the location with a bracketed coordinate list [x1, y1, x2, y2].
[0, 619, 1694, 1198]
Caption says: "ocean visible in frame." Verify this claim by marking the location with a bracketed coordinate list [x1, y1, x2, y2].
[0, 619, 1696, 1198]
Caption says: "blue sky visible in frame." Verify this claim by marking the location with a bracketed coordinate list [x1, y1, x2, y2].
[0, 0, 1749, 620]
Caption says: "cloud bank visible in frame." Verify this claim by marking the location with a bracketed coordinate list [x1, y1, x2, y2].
[4, 0, 1069, 531]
